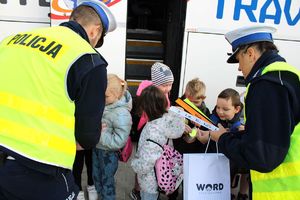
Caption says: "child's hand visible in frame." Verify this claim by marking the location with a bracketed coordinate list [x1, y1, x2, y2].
[76, 142, 84, 150]
[196, 129, 210, 144]
[239, 125, 245, 131]
[184, 124, 192, 134]
[101, 123, 107, 132]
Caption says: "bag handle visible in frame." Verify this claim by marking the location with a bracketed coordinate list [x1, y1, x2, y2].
[204, 132, 219, 154]
[146, 139, 169, 150]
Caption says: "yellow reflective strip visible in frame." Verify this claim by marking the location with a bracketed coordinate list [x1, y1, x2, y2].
[0, 118, 74, 155]
[253, 191, 300, 200]
[0, 92, 73, 129]
[183, 98, 213, 123]
[251, 161, 300, 181]
[262, 62, 300, 80]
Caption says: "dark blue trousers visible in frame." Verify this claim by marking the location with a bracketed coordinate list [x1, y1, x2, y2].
[0, 160, 79, 200]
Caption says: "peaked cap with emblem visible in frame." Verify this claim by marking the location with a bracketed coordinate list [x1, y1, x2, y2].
[225, 25, 277, 63]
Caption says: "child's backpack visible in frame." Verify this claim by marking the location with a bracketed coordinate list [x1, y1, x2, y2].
[146, 139, 184, 195]
[118, 136, 133, 162]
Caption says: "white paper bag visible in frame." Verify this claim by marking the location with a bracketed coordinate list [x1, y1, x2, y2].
[183, 153, 230, 200]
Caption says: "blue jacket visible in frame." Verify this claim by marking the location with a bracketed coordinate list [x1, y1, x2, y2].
[97, 91, 133, 151]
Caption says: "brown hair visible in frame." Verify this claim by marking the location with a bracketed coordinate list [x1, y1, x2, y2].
[218, 88, 242, 108]
[239, 41, 278, 54]
[185, 78, 206, 100]
[70, 5, 103, 29]
[107, 74, 127, 100]
[138, 86, 168, 121]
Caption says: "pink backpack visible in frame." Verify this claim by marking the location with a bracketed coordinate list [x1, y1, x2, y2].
[118, 136, 133, 162]
[147, 139, 183, 195]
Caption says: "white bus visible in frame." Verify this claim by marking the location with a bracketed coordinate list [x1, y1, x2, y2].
[1, 0, 299, 110]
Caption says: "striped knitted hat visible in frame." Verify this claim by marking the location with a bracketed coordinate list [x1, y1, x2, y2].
[151, 62, 174, 86]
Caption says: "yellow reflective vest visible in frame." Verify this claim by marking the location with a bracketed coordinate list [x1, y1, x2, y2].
[245, 62, 300, 199]
[0, 26, 97, 169]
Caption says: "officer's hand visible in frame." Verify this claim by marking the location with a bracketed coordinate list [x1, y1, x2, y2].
[209, 124, 227, 142]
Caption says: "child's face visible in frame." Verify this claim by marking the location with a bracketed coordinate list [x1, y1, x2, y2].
[157, 82, 173, 95]
[216, 98, 240, 121]
[105, 89, 118, 105]
[185, 93, 205, 107]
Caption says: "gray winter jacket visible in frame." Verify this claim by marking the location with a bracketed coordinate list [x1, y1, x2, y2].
[131, 111, 185, 194]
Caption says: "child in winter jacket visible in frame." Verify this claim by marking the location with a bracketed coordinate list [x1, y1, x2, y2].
[197, 88, 248, 200]
[130, 62, 174, 200]
[92, 74, 132, 200]
[131, 86, 185, 200]
[171, 78, 213, 199]
[173, 78, 213, 154]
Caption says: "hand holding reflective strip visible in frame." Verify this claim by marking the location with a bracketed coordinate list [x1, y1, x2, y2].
[198, 124, 227, 142]
[169, 106, 218, 131]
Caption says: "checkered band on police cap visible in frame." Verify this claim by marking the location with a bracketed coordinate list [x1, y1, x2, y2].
[151, 62, 174, 86]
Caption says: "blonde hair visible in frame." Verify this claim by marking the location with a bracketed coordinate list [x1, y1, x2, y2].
[185, 78, 206, 99]
[107, 74, 127, 99]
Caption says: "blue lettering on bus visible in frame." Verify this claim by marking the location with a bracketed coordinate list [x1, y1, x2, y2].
[284, 0, 300, 25]
[0, 0, 49, 7]
[216, 0, 225, 19]
[259, 0, 281, 24]
[234, 0, 258, 22]
[216, 0, 300, 26]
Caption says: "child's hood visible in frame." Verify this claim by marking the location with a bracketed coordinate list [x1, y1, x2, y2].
[105, 90, 132, 112]
[136, 80, 153, 96]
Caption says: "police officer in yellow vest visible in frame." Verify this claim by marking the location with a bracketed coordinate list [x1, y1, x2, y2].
[0, 0, 116, 199]
[202, 25, 300, 199]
